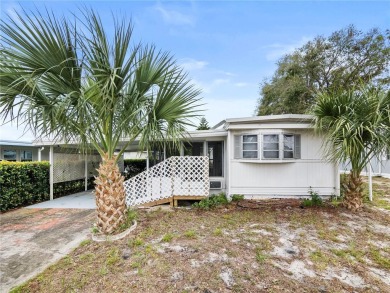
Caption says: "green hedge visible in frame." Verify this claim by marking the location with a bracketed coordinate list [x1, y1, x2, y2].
[0, 161, 50, 212]
[54, 177, 95, 198]
[123, 159, 147, 180]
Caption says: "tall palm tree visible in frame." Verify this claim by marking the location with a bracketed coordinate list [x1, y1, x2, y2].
[0, 9, 202, 234]
[313, 85, 390, 211]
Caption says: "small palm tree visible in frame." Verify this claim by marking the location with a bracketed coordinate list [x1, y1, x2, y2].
[0, 9, 202, 233]
[313, 85, 390, 210]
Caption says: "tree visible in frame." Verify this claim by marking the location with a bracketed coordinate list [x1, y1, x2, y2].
[197, 117, 210, 130]
[0, 9, 202, 234]
[313, 85, 390, 211]
[257, 26, 390, 115]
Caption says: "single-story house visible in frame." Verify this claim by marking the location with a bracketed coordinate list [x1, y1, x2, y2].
[0, 140, 39, 161]
[31, 114, 339, 206]
[121, 114, 341, 206]
[7, 114, 390, 206]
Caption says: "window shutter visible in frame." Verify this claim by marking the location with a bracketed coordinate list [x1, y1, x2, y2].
[234, 135, 242, 159]
[294, 135, 301, 159]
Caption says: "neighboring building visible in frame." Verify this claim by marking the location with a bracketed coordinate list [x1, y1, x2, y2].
[123, 151, 147, 160]
[0, 140, 39, 162]
[341, 152, 390, 179]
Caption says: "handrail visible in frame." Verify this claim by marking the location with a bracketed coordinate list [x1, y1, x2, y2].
[124, 156, 209, 206]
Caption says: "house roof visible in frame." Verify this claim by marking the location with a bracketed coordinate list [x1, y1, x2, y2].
[187, 129, 227, 138]
[0, 140, 34, 147]
[212, 114, 314, 129]
[32, 115, 313, 147]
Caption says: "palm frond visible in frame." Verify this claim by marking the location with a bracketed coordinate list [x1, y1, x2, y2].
[313, 84, 390, 175]
[1, 8, 202, 160]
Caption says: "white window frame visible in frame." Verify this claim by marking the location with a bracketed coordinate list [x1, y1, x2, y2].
[283, 134, 295, 160]
[262, 134, 280, 159]
[234, 132, 301, 161]
[242, 134, 258, 159]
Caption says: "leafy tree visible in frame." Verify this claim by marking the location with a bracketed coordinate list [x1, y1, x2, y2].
[0, 9, 202, 234]
[257, 26, 390, 115]
[313, 85, 390, 211]
[197, 117, 210, 130]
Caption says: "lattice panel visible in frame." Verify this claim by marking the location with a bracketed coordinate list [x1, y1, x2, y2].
[124, 156, 209, 207]
[53, 152, 102, 183]
[53, 153, 85, 183]
[117, 156, 125, 172]
[87, 154, 102, 178]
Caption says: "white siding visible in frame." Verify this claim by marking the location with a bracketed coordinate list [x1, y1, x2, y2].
[228, 129, 337, 197]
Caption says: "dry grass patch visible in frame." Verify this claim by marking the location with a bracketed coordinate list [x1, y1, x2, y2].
[363, 176, 390, 211]
[11, 191, 390, 293]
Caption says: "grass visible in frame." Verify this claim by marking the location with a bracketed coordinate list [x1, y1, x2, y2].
[255, 248, 268, 264]
[183, 230, 197, 238]
[129, 237, 144, 247]
[161, 233, 174, 242]
[10, 177, 390, 293]
[105, 247, 120, 266]
[213, 228, 223, 236]
[309, 250, 336, 270]
[362, 176, 390, 210]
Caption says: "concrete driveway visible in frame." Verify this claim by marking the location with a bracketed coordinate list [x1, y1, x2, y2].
[0, 206, 95, 293]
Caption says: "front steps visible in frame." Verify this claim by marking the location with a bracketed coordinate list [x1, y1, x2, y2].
[138, 196, 207, 207]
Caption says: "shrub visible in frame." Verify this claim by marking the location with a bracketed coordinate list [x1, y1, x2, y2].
[123, 159, 147, 180]
[0, 161, 50, 211]
[53, 177, 95, 198]
[231, 194, 244, 201]
[192, 192, 229, 209]
[302, 188, 323, 207]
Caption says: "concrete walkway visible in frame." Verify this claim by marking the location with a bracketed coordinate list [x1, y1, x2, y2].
[0, 195, 96, 292]
[27, 190, 96, 209]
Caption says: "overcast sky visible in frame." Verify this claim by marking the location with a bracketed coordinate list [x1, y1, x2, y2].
[1, 0, 389, 141]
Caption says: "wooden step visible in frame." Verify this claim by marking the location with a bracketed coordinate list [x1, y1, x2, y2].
[172, 196, 207, 207]
[139, 197, 174, 207]
[137, 196, 207, 208]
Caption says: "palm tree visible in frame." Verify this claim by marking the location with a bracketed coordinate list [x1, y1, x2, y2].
[0, 9, 202, 234]
[313, 85, 390, 211]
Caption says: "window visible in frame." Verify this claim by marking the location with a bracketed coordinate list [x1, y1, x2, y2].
[21, 150, 33, 161]
[234, 133, 301, 160]
[283, 135, 294, 159]
[263, 134, 279, 159]
[184, 142, 204, 156]
[3, 150, 17, 161]
[242, 135, 258, 158]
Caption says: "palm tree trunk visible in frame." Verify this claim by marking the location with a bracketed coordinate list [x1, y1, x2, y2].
[94, 154, 126, 234]
[342, 172, 364, 211]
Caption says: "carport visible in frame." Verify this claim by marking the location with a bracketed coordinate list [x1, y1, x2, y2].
[33, 138, 126, 201]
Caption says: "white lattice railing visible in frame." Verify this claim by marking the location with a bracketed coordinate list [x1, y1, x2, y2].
[124, 156, 209, 207]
